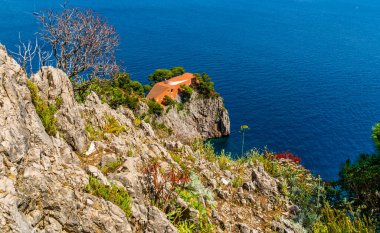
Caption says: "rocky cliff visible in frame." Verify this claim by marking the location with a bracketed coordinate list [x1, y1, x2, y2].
[0, 44, 304, 233]
[156, 92, 230, 141]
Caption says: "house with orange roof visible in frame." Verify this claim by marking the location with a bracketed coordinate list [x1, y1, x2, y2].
[146, 73, 195, 104]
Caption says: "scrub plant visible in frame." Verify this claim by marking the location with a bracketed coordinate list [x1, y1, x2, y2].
[27, 79, 58, 136]
[312, 203, 375, 233]
[144, 160, 190, 211]
[85, 176, 131, 217]
[103, 115, 126, 136]
[101, 158, 122, 174]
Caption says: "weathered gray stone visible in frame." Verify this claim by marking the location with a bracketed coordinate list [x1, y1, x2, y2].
[0, 44, 133, 233]
[156, 92, 230, 140]
[251, 165, 279, 195]
[30, 67, 89, 153]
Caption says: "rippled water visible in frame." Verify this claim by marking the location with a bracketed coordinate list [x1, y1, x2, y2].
[1, 0, 380, 180]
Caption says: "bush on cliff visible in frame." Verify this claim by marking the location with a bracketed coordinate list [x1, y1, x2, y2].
[193, 73, 219, 98]
[372, 123, 380, 151]
[238, 148, 377, 232]
[74, 72, 144, 109]
[162, 95, 177, 106]
[148, 67, 186, 85]
[27, 80, 59, 136]
[147, 99, 164, 115]
[337, 154, 380, 223]
[85, 176, 132, 217]
[179, 85, 193, 103]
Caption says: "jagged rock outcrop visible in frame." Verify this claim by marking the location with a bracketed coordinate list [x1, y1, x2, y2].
[156, 92, 230, 141]
[0, 44, 132, 233]
[0, 43, 304, 233]
[30, 67, 89, 153]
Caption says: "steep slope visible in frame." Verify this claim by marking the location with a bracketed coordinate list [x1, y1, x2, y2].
[0, 44, 304, 233]
[0, 44, 133, 233]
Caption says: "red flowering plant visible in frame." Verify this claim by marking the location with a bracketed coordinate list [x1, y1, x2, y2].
[274, 151, 301, 164]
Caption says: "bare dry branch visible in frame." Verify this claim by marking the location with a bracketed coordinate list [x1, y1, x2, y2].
[37, 8, 120, 79]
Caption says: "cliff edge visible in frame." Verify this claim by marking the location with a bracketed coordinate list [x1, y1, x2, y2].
[156, 91, 230, 141]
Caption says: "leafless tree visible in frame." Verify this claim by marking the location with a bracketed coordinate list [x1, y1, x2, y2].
[11, 34, 54, 75]
[10, 33, 38, 74]
[37, 8, 120, 79]
[37, 46, 54, 69]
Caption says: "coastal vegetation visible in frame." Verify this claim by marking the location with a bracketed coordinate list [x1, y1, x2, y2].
[5, 4, 378, 233]
[148, 67, 185, 85]
[74, 72, 145, 110]
[85, 176, 132, 217]
[193, 73, 219, 98]
[26, 79, 59, 136]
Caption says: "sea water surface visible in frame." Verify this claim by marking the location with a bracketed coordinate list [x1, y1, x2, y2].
[1, 0, 380, 180]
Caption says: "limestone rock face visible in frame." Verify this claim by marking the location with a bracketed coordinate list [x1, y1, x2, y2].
[251, 165, 279, 195]
[0, 44, 132, 233]
[30, 67, 89, 153]
[0, 43, 304, 233]
[156, 92, 230, 141]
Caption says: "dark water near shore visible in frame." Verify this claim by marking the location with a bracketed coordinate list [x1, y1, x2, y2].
[1, 0, 380, 180]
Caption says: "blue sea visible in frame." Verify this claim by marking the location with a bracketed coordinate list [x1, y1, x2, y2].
[1, 0, 380, 180]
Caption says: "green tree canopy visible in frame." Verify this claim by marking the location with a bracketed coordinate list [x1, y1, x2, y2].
[148, 67, 186, 85]
[170, 66, 185, 76]
[338, 153, 380, 220]
[372, 123, 380, 151]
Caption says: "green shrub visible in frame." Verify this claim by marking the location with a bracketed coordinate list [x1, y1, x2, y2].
[171, 66, 185, 76]
[194, 73, 219, 98]
[85, 115, 126, 140]
[85, 176, 132, 217]
[179, 85, 193, 103]
[104, 115, 126, 136]
[148, 67, 186, 85]
[177, 221, 196, 233]
[101, 158, 122, 174]
[55, 96, 63, 108]
[218, 150, 232, 170]
[177, 188, 215, 232]
[162, 95, 176, 106]
[245, 150, 324, 229]
[113, 72, 144, 95]
[337, 153, 380, 222]
[27, 80, 58, 136]
[372, 123, 380, 151]
[85, 123, 102, 141]
[148, 69, 173, 85]
[133, 117, 141, 126]
[176, 103, 185, 111]
[187, 173, 215, 206]
[312, 203, 375, 233]
[232, 177, 243, 188]
[150, 121, 173, 137]
[147, 99, 164, 115]
[74, 73, 143, 110]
